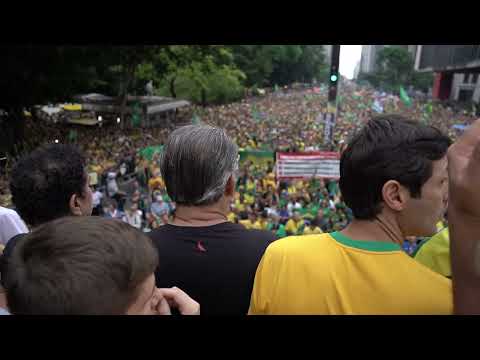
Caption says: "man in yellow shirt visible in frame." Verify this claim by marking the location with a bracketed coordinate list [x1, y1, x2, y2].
[249, 115, 453, 315]
[239, 213, 257, 230]
[262, 173, 276, 191]
[284, 211, 304, 236]
[303, 219, 323, 235]
[244, 192, 255, 206]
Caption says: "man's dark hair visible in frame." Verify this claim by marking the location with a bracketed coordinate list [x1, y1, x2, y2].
[5, 216, 158, 315]
[9, 144, 88, 227]
[160, 125, 238, 206]
[339, 114, 451, 220]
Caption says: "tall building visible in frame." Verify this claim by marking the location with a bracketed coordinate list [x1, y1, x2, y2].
[360, 45, 418, 74]
[415, 45, 480, 103]
[324, 45, 332, 65]
[353, 61, 360, 80]
[360, 45, 382, 74]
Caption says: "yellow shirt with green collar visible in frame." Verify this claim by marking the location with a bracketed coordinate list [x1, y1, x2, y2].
[249, 232, 452, 315]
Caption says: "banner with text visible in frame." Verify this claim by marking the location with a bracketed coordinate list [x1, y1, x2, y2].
[276, 152, 340, 180]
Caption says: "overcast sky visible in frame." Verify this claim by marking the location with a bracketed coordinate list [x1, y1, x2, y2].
[340, 45, 362, 79]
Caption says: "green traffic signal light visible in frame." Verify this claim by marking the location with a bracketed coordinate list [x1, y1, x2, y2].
[330, 74, 338, 82]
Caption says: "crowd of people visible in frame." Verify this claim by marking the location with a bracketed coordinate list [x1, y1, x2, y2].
[2, 82, 476, 245]
[1, 85, 480, 313]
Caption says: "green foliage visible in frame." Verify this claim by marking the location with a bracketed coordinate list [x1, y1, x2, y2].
[358, 47, 433, 94]
[229, 45, 328, 87]
[156, 62, 245, 105]
[410, 71, 434, 93]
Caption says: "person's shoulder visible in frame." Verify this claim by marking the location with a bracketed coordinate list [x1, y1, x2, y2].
[0, 207, 19, 218]
[148, 224, 179, 239]
[242, 227, 276, 241]
[267, 233, 333, 254]
[220, 222, 275, 244]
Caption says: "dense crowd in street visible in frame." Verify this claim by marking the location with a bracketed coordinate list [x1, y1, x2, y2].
[1, 83, 477, 242]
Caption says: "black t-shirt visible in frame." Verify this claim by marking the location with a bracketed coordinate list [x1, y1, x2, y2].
[149, 222, 275, 315]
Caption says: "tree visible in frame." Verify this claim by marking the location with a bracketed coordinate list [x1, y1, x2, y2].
[375, 47, 414, 92]
[0, 46, 171, 153]
[294, 45, 329, 83]
[363, 46, 433, 94]
[229, 45, 277, 87]
[153, 46, 245, 106]
[95, 46, 165, 127]
[410, 71, 434, 93]
[0, 46, 106, 155]
[229, 45, 328, 87]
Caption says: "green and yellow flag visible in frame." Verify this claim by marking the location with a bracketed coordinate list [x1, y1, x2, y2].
[399, 86, 412, 108]
[239, 149, 274, 166]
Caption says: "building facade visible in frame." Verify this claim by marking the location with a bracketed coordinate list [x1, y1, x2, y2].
[415, 45, 480, 103]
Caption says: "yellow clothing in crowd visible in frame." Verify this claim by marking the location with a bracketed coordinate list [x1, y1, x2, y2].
[246, 180, 256, 192]
[262, 173, 276, 190]
[227, 212, 237, 223]
[244, 193, 255, 206]
[252, 220, 269, 231]
[285, 219, 305, 235]
[234, 199, 246, 212]
[148, 177, 164, 191]
[249, 232, 452, 315]
[239, 219, 254, 229]
[414, 222, 451, 278]
[303, 226, 323, 235]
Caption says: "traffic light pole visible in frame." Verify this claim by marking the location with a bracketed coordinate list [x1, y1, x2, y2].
[323, 45, 341, 147]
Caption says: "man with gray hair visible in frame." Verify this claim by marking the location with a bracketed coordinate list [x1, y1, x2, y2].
[149, 124, 275, 315]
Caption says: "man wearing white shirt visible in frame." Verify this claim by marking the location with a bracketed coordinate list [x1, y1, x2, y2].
[122, 203, 143, 230]
[0, 206, 28, 247]
[0, 207, 27, 315]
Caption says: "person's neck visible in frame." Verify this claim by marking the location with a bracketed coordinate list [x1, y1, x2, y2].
[340, 214, 404, 246]
[171, 203, 228, 227]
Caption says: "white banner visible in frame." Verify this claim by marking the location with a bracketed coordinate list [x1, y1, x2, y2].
[276, 152, 340, 180]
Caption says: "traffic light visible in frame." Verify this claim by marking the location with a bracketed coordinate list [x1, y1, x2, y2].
[328, 45, 341, 103]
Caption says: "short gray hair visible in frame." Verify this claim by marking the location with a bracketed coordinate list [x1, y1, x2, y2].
[160, 124, 239, 206]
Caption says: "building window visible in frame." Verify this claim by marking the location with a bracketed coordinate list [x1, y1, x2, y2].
[459, 89, 474, 102]
[472, 73, 479, 84]
[464, 73, 470, 84]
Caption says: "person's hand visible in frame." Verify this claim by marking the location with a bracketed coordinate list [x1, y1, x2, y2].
[448, 118, 480, 218]
[155, 287, 200, 315]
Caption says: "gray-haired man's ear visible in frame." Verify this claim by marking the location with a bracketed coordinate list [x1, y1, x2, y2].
[225, 175, 235, 197]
